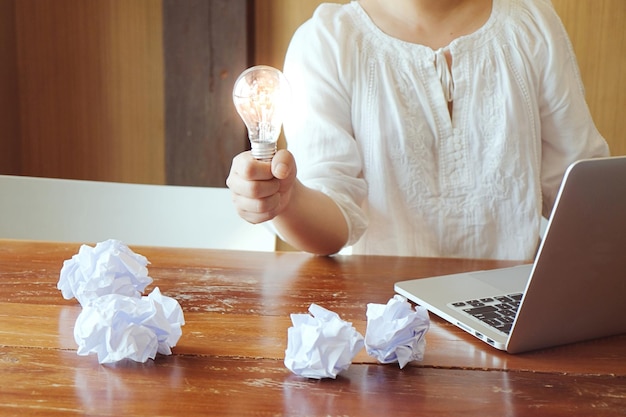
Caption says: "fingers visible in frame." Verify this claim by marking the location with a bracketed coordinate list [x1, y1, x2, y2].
[232, 193, 282, 224]
[227, 152, 277, 196]
[228, 151, 274, 182]
[226, 150, 297, 224]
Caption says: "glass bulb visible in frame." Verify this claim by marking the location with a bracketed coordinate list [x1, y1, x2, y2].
[232, 65, 290, 161]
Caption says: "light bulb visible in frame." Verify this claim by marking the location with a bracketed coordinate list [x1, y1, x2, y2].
[233, 65, 290, 161]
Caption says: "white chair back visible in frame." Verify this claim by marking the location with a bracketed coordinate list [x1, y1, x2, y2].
[0, 175, 275, 251]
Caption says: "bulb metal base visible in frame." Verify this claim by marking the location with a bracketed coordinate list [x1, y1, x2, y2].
[251, 142, 277, 162]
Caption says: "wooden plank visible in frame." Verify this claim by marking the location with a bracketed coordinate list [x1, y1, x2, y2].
[13, 0, 165, 184]
[0, 240, 522, 311]
[0, 346, 624, 416]
[0, 0, 20, 175]
[1, 301, 625, 377]
[162, 0, 250, 187]
[552, 0, 626, 156]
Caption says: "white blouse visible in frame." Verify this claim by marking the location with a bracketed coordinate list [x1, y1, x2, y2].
[280, 0, 609, 260]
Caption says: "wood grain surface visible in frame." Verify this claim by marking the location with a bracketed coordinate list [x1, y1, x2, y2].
[0, 240, 624, 416]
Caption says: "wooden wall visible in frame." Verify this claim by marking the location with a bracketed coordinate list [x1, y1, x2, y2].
[163, 0, 249, 187]
[552, 0, 626, 156]
[0, 0, 20, 176]
[1, 0, 248, 186]
[0, 0, 623, 187]
[253, 1, 322, 70]
[4, 0, 166, 184]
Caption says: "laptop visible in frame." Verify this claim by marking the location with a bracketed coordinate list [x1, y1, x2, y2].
[394, 156, 626, 353]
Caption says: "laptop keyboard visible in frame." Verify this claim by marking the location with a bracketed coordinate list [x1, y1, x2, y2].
[449, 293, 523, 335]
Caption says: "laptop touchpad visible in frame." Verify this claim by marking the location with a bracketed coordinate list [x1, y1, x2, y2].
[468, 265, 531, 294]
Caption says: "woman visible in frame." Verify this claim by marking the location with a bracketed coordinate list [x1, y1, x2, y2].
[226, 0, 609, 259]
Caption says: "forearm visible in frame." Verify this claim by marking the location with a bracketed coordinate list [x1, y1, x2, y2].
[272, 180, 349, 256]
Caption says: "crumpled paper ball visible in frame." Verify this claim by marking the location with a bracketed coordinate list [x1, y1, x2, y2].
[57, 239, 185, 364]
[284, 304, 364, 379]
[364, 295, 430, 368]
[58, 239, 153, 306]
[74, 287, 185, 364]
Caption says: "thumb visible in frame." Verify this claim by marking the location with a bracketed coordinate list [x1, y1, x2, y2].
[271, 149, 296, 180]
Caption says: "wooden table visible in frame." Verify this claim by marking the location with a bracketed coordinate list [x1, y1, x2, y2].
[1, 239, 624, 416]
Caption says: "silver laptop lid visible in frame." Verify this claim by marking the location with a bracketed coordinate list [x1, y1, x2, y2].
[506, 156, 626, 353]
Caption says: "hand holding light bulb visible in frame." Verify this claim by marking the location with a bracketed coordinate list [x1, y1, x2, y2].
[227, 66, 349, 255]
[233, 65, 290, 161]
[228, 65, 297, 225]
